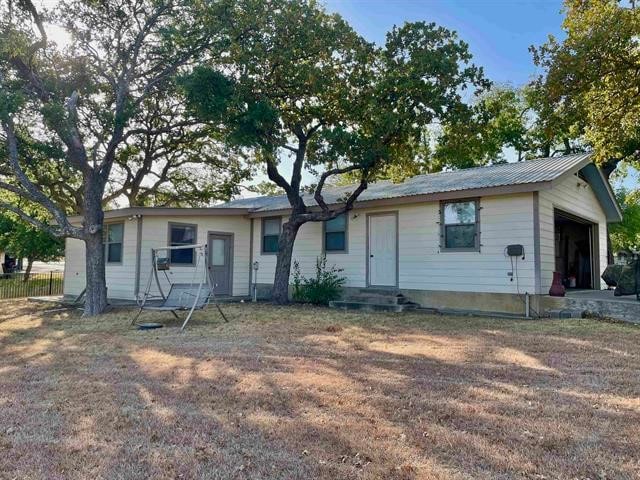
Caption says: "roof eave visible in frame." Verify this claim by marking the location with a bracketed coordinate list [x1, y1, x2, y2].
[579, 163, 623, 223]
[245, 181, 554, 217]
[67, 206, 251, 223]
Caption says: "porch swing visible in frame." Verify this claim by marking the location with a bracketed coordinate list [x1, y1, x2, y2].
[132, 244, 228, 330]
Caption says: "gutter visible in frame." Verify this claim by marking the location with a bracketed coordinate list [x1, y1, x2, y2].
[248, 218, 254, 296]
[68, 206, 250, 223]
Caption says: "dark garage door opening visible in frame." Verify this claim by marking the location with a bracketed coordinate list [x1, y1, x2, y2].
[554, 210, 597, 290]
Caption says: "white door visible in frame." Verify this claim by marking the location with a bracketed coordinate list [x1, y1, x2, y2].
[368, 214, 397, 287]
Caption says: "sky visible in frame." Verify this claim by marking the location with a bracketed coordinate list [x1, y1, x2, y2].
[323, 0, 566, 87]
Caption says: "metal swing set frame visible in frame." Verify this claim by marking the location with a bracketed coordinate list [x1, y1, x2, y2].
[132, 244, 228, 330]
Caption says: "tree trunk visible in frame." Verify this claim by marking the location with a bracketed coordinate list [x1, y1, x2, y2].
[84, 230, 108, 315]
[82, 177, 108, 316]
[22, 258, 33, 282]
[272, 220, 301, 304]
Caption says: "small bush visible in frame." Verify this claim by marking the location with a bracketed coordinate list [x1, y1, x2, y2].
[292, 255, 346, 305]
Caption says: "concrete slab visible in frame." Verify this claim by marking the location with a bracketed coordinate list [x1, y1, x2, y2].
[565, 289, 639, 303]
[542, 290, 640, 324]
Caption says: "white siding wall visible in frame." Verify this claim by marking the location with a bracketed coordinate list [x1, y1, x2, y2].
[252, 193, 536, 294]
[62, 219, 138, 299]
[138, 216, 251, 298]
[62, 175, 610, 300]
[63, 216, 252, 299]
[539, 173, 608, 292]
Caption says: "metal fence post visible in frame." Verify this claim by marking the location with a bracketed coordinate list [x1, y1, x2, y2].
[48, 271, 53, 295]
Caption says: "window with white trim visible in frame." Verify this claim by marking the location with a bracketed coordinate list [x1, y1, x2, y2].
[104, 223, 124, 263]
[262, 217, 281, 254]
[324, 214, 347, 252]
[169, 223, 197, 265]
[440, 200, 480, 251]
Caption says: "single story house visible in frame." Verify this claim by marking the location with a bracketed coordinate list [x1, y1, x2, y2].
[63, 153, 622, 315]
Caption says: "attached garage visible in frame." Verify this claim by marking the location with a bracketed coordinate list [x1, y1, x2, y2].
[554, 209, 599, 290]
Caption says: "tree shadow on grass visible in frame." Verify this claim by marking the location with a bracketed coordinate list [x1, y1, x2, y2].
[0, 302, 639, 479]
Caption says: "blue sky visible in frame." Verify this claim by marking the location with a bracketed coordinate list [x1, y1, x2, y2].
[321, 1, 636, 189]
[324, 0, 565, 87]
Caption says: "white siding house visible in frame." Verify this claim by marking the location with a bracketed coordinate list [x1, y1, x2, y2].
[64, 154, 621, 315]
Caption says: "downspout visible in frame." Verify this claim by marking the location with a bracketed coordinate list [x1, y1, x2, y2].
[533, 192, 542, 295]
[133, 214, 144, 299]
[532, 192, 541, 318]
[248, 217, 254, 298]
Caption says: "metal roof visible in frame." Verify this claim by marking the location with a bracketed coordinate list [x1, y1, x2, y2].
[223, 153, 594, 212]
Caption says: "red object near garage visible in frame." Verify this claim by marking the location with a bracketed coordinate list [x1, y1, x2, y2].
[549, 271, 566, 297]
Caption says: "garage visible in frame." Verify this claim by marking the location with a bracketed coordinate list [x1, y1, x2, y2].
[554, 209, 598, 289]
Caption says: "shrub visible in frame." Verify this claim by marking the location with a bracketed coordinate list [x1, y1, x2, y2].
[292, 255, 346, 305]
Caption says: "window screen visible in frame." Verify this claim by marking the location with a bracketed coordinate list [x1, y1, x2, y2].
[169, 224, 196, 264]
[441, 200, 479, 250]
[324, 214, 347, 252]
[262, 217, 281, 253]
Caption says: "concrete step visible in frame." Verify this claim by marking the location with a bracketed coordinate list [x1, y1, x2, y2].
[329, 300, 418, 313]
[346, 294, 406, 305]
[547, 308, 585, 319]
[358, 287, 400, 295]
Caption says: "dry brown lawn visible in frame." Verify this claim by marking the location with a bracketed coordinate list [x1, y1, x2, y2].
[0, 301, 639, 480]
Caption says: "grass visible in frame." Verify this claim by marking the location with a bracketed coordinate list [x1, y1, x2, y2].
[1, 301, 639, 479]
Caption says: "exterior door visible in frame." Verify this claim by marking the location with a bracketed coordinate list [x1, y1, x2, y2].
[368, 213, 397, 287]
[208, 234, 232, 295]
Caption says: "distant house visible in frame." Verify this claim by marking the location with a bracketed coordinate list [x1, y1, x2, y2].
[64, 153, 621, 315]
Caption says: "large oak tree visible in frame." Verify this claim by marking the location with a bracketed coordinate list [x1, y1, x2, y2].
[531, 0, 640, 178]
[0, 0, 245, 314]
[183, 0, 489, 303]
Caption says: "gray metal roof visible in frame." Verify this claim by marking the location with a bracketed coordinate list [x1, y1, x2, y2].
[223, 153, 593, 212]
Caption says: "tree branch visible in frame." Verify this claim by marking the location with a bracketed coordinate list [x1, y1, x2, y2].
[17, 0, 47, 58]
[289, 136, 307, 198]
[0, 201, 62, 237]
[313, 164, 362, 212]
[295, 166, 369, 223]
[1, 117, 82, 238]
[0, 181, 31, 198]
[265, 152, 295, 200]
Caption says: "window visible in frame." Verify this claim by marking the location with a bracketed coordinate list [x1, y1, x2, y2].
[262, 217, 281, 254]
[104, 223, 124, 263]
[441, 200, 479, 251]
[169, 223, 197, 265]
[324, 214, 347, 253]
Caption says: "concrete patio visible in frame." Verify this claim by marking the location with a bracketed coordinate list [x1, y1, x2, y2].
[543, 289, 640, 323]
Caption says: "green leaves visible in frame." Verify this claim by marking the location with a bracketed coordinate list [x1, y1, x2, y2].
[532, 0, 640, 168]
[610, 186, 640, 252]
[180, 66, 280, 149]
[0, 210, 63, 264]
[179, 67, 236, 123]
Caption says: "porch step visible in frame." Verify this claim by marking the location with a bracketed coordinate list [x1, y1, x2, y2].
[346, 293, 413, 305]
[358, 288, 400, 295]
[329, 300, 418, 313]
[330, 290, 420, 312]
[546, 308, 585, 319]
